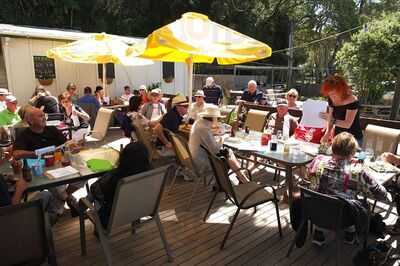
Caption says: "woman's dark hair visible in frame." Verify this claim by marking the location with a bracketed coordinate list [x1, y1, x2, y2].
[84, 86, 92, 94]
[128, 95, 142, 112]
[95, 86, 103, 93]
[133, 89, 140, 95]
[116, 141, 150, 177]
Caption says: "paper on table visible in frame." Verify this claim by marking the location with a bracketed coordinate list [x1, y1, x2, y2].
[300, 99, 328, 128]
[45, 166, 79, 179]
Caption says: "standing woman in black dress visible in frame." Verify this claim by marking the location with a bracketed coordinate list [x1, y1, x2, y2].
[320, 74, 363, 146]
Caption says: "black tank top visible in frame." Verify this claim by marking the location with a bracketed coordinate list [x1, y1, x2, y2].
[328, 98, 363, 140]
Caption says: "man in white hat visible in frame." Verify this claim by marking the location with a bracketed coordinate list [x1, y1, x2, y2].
[188, 105, 249, 183]
[0, 95, 21, 126]
[266, 99, 298, 136]
[202, 77, 223, 105]
[153, 94, 189, 148]
[188, 89, 209, 122]
[0, 88, 10, 111]
[140, 88, 166, 122]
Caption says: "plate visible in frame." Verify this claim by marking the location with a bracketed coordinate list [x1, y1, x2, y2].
[225, 137, 241, 143]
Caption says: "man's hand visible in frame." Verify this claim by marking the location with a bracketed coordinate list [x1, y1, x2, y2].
[12, 178, 28, 205]
[66, 141, 81, 154]
[382, 152, 400, 166]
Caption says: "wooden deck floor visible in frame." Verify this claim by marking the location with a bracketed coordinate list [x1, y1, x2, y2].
[52, 173, 398, 266]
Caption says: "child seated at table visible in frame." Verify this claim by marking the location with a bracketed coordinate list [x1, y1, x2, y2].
[306, 132, 387, 246]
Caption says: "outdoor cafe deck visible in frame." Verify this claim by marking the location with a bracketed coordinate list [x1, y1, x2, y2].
[53, 170, 398, 266]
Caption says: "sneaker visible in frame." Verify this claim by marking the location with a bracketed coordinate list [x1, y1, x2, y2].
[344, 231, 358, 245]
[312, 229, 326, 247]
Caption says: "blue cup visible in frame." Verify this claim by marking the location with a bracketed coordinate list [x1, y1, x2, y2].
[31, 163, 44, 177]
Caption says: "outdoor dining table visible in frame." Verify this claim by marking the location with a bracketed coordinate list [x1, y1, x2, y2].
[223, 135, 314, 208]
[2, 147, 119, 196]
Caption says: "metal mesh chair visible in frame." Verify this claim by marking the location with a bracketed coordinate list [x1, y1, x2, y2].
[79, 165, 175, 265]
[202, 145, 282, 249]
[0, 199, 57, 266]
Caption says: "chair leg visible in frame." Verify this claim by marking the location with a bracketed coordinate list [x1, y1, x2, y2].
[186, 175, 203, 210]
[155, 214, 173, 262]
[335, 231, 342, 266]
[286, 220, 306, 257]
[274, 200, 282, 237]
[203, 191, 218, 222]
[97, 227, 112, 266]
[220, 208, 240, 250]
[167, 167, 179, 195]
[79, 213, 87, 256]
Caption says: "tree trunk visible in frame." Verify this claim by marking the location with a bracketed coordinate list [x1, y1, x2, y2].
[390, 76, 400, 120]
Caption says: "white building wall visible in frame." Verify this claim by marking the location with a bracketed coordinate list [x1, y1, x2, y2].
[1, 36, 188, 106]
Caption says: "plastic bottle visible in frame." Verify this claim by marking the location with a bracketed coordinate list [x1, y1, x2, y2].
[22, 159, 32, 182]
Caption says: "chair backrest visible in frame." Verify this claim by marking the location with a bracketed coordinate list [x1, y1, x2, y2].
[201, 145, 237, 203]
[363, 124, 400, 155]
[79, 103, 99, 128]
[107, 165, 175, 233]
[168, 131, 192, 168]
[300, 186, 344, 231]
[244, 109, 269, 132]
[0, 200, 56, 266]
[92, 107, 114, 140]
[131, 117, 155, 161]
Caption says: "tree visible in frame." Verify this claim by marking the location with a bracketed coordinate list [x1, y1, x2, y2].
[336, 12, 400, 115]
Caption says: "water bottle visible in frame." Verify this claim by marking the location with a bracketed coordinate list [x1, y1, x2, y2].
[283, 115, 290, 139]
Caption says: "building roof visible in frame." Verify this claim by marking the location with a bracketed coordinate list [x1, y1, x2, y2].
[0, 24, 144, 44]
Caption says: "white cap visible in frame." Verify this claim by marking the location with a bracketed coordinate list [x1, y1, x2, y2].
[5, 95, 17, 103]
[151, 88, 161, 95]
[194, 90, 205, 97]
[0, 88, 10, 95]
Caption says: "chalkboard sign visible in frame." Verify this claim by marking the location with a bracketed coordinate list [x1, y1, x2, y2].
[33, 56, 56, 79]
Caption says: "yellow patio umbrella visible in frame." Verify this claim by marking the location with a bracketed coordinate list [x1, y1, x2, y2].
[47, 32, 153, 95]
[129, 12, 272, 101]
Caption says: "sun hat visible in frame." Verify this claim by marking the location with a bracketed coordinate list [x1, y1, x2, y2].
[0, 88, 10, 95]
[277, 99, 288, 106]
[199, 105, 224, 118]
[151, 88, 162, 95]
[172, 94, 189, 106]
[194, 90, 205, 97]
[5, 95, 17, 103]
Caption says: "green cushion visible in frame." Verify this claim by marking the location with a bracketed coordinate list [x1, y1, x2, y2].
[86, 158, 113, 172]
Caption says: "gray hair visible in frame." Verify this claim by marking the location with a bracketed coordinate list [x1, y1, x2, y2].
[248, 80, 257, 87]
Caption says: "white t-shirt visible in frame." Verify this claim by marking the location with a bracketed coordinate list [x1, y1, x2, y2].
[150, 103, 163, 121]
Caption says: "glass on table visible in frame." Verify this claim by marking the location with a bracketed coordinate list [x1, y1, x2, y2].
[364, 148, 375, 164]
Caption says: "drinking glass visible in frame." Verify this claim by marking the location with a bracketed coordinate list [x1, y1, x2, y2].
[364, 148, 375, 164]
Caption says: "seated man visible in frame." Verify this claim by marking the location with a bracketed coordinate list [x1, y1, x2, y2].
[188, 90, 209, 123]
[189, 105, 249, 183]
[152, 95, 189, 149]
[140, 88, 166, 122]
[13, 106, 80, 215]
[0, 95, 21, 126]
[120, 85, 134, 102]
[307, 132, 387, 246]
[267, 99, 298, 137]
[78, 86, 100, 111]
[239, 80, 263, 104]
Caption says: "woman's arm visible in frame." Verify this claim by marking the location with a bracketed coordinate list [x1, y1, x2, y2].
[320, 107, 333, 143]
[334, 109, 357, 129]
[74, 106, 90, 121]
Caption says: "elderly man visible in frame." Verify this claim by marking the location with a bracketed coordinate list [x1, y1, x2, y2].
[240, 80, 263, 104]
[13, 106, 81, 216]
[0, 95, 21, 126]
[141, 88, 166, 122]
[188, 90, 209, 122]
[202, 77, 223, 105]
[153, 94, 189, 148]
[267, 99, 298, 137]
[0, 88, 10, 111]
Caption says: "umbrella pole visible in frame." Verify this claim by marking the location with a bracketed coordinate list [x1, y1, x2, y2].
[102, 63, 107, 97]
[187, 56, 193, 105]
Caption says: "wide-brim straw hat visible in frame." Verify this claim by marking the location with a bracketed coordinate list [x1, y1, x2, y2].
[172, 94, 189, 106]
[199, 105, 224, 118]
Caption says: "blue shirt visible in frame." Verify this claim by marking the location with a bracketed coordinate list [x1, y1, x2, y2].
[202, 85, 223, 105]
[78, 95, 100, 110]
[241, 89, 263, 103]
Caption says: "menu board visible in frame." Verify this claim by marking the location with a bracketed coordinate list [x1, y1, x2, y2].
[33, 56, 56, 79]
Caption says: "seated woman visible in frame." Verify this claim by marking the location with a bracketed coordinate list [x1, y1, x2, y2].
[286, 88, 301, 110]
[189, 105, 249, 183]
[307, 132, 387, 246]
[90, 141, 151, 227]
[121, 95, 155, 138]
[59, 92, 90, 142]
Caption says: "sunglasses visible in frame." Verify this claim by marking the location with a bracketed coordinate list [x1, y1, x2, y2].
[287, 94, 297, 98]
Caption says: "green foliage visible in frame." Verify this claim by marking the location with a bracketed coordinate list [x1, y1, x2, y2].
[336, 12, 400, 104]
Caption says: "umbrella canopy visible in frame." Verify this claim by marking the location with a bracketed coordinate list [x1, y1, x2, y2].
[47, 33, 153, 94]
[47, 32, 152, 66]
[130, 12, 271, 65]
[129, 12, 271, 102]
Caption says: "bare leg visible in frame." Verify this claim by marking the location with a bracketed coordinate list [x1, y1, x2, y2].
[227, 149, 249, 183]
[153, 124, 172, 148]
